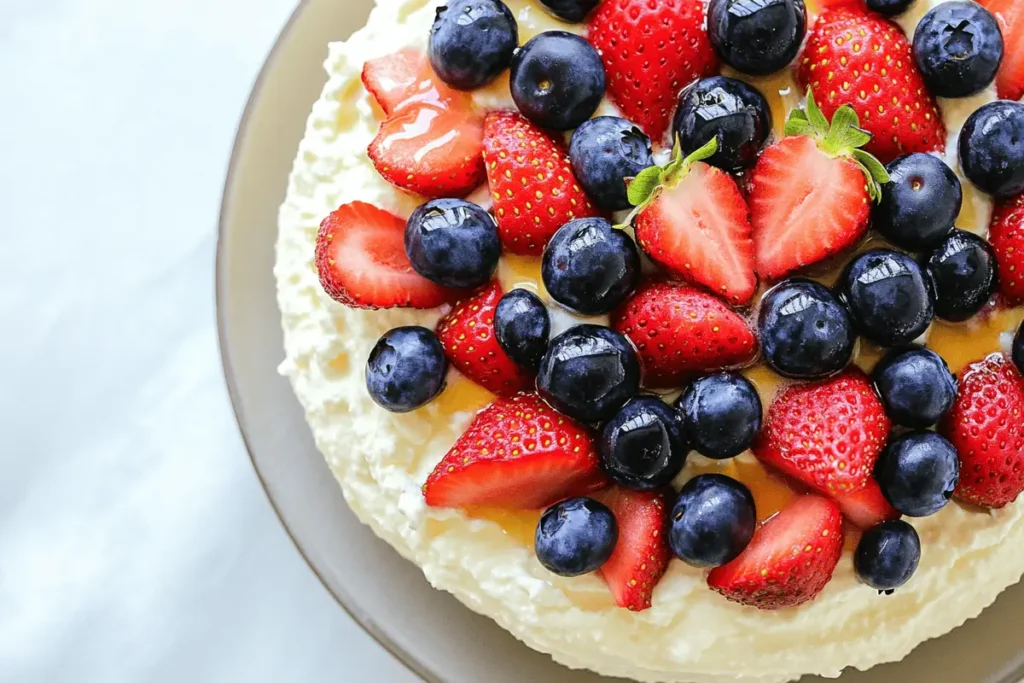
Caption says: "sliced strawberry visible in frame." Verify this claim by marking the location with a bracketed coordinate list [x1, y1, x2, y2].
[594, 487, 672, 612]
[980, 0, 1024, 101]
[989, 193, 1024, 305]
[436, 282, 534, 397]
[707, 495, 845, 610]
[833, 482, 900, 530]
[315, 202, 453, 309]
[423, 394, 608, 509]
[362, 48, 427, 116]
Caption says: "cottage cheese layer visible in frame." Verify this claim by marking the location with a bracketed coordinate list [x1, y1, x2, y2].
[275, 1, 1024, 681]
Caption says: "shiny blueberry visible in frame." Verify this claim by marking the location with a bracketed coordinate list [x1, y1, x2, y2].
[959, 100, 1024, 199]
[867, 0, 915, 16]
[675, 373, 762, 460]
[913, 1, 1003, 98]
[535, 497, 618, 577]
[924, 229, 998, 322]
[538, 0, 600, 22]
[366, 327, 449, 413]
[855, 520, 922, 593]
[875, 431, 960, 517]
[708, 0, 807, 76]
[758, 279, 855, 379]
[672, 77, 772, 172]
[874, 154, 961, 251]
[542, 218, 641, 316]
[872, 347, 957, 428]
[570, 117, 655, 211]
[429, 0, 519, 90]
[405, 199, 500, 289]
[600, 396, 689, 491]
[1015, 322, 1024, 377]
[537, 325, 641, 423]
[670, 474, 756, 568]
[494, 289, 550, 372]
[510, 31, 606, 131]
[838, 249, 934, 348]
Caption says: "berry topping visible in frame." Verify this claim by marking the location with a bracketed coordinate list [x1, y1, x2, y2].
[872, 347, 957, 429]
[913, 1, 1004, 99]
[874, 153, 961, 252]
[958, 100, 1024, 199]
[570, 116, 654, 212]
[980, 0, 1024, 101]
[494, 289, 551, 372]
[867, 0, 916, 17]
[428, 0, 518, 90]
[676, 373, 763, 460]
[538, 0, 600, 22]
[405, 199, 500, 289]
[673, 76, 773, 172]
[670, 474, 756, 569]
[708, 0, 807, 76]
[600, 396, 689, 491]
[366, 327, 449, 413]
[924, 229, 998, 322]
[837, 249, 934, 348]
[989, 193, 1024, 304]
[535, 497, 618, 577]
[510, 31, 606, 131]
[854, 520, 921, 593]
[875, 431, 960, 517]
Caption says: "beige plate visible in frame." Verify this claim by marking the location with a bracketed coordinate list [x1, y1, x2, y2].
[216, 0, 1024, 680]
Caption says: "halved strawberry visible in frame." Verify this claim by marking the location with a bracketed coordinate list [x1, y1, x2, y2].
[594, 487, 672, 612]
[707, 495, 845, 610]
[423, 394, 608, 509]
[980, 0, 1024, 102]
[989, 193, 1024, 305]
[362, 48, 432, 116]
[436, 282, 534, 397]
[315, 202, 453, 309]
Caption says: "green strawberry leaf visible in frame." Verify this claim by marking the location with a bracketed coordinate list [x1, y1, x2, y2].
[785, 116, 812, 137]
[627, 166, 664, 208]
[853, 148, 891, 203]
[824, 105, 872, 154]
[804, 88, 829, 134]
[682, 136, 719, 166]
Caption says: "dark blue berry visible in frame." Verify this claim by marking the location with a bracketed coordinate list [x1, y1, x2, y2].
[538, 0, 600, 22]
[855, 520, 922, 593]
[537, 325, 641, 423]
[924, 229, 998, 322]
[874, 154, 961, 252]
[673, 77, 772, 172]
[542, 218, 641, 316]
[570, 117, 654, 211]
[875, 431, 960, 517]
[758, 279, 855, 379]
[675, 373, 762, 460]
[600, 396, 689, 491]
[429, 0, 519, 91]
[1014, 322, 1024, 377]
[913, 1, 1003, 98]
[405, 199, 500, 289]
[959, 100, 1024, 199]
[872, 347, 957, 428]
[535, 497, 618, 576]
[838, 249, 934, 348]
[670, 474, 756, 568]
[510, 31, 606, 131]
[494, 289, 551, 372]
[366, 327, 448, 413]
[708, 0, 807, 75]
[866, 0, 915, 16]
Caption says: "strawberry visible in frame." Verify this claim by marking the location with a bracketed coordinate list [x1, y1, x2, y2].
[942, 354, 1024, 508]
[594, 487, 672, 611]
[588, 0, 719, 142]
[315, 202, 453, 309]
[980, 0, 1024, 101]
[754, 369, 899, 528]
[989, 193, 1024, 305]
[612, 281, 757, 389]
[707, 495, 845, 610]
[364, 50, 485, 198]
[749, 91, 889, 280]
[436, 281, 534, 397]
[796, 7, 945, 162]
[423, 394, 608, 509]
[629, 139, 757, 304]
[483, 112, 600, 255]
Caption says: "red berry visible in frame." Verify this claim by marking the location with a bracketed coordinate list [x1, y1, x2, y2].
[989, 193, 1024, 304]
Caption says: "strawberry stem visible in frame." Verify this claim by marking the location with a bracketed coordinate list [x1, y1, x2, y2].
[617, 136, 719, 230]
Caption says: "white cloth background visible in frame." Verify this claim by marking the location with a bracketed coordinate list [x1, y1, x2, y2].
[0, 1, 417, 681]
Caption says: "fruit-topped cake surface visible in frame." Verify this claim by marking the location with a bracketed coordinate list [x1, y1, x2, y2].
[275, 0, 1024, 680]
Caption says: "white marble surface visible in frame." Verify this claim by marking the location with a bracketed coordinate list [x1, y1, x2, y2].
[0, 1, 417, 681]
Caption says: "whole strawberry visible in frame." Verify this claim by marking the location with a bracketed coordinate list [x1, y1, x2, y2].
[942, 354, 1024, 508]
[989, 193, 1024, 304]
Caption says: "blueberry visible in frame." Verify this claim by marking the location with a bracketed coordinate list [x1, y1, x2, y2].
[495, 289, 551, 372]
[405, 199, 500, 289]
[838, 249, 934, 348]
[872, 347, 957, 428]
[855, 520, 922, 593]
[670, 474, 756, 568]
[758, 279, 855, 379]
[913, 1, 1003, 98]
[366, 327, 449, 413]
[535, 497, 618, 576]
[600, 396, 689, 491]
[537, 325, 641, 423]
[542, 218, 641, 315]
[672, 77, 773, 172]
[570, 117, 655, 211]
[538, 0, 600, 22]
[708, 0, 807, 76]
[875, 431, 960, 517]
[959, 100, 1024, 199]
[874, 154, 961, 252]
[866, 0, 915, 16]
[924, 229, 998, 322]
[675, 373, 762, 460]
[429, 0, 519, 91]
[510, 31, 606, 131]
[1015, 322, 1024, 377]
